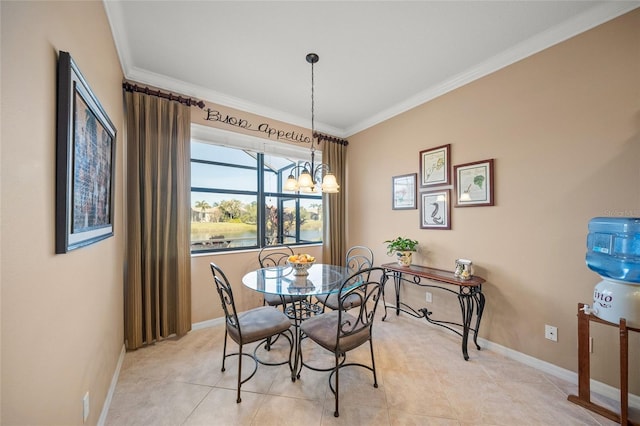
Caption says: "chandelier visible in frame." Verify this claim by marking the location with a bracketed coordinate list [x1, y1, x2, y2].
[284, 53, 339, 194]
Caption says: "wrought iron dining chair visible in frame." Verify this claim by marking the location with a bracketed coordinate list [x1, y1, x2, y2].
[258, 246, 307, 308]
[210, 263, 293, 403]
[320, 245, 374, 312]
[300, 267, 387, 417]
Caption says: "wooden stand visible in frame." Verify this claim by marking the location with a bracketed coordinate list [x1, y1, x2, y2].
[567, 302, 638, 425]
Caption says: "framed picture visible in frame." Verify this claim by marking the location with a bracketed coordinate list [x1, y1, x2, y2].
[420, 189, 451, 229]
[419, 144, 450, 188]
[55, 51, 117, 253]
[454, 159, 494, 207]
[392, 173, 417, 210]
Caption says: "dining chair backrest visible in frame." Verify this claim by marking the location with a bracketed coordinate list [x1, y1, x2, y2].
[299, 266, 387, 417]
[258, 245, 307, 307]
[345, 245, 374, 272]
[258, 245, 294, 268]
[210, 263, 243, 342]
[345, 245, 374, 284]
[336, 267, 386, 347]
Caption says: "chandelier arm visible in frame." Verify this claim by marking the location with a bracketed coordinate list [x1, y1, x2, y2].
[312, 163, 332, 176]
[287, 163, 312, 178]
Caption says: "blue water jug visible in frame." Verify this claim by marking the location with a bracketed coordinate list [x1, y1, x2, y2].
[586, 217, 640, 283]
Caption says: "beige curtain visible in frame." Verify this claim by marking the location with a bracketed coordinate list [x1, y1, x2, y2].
[322, 140, 347, 265]
[124, 91, 192, 350]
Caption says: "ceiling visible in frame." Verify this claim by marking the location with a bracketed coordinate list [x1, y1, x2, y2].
[104, 1, 638, 138]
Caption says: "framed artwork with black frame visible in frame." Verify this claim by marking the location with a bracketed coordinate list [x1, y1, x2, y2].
[392, 173, 417, 210]
[453, 159, 494, 207]
[419, 144, 450, 188]
[420, 189, 451, 230]
[55, 51, 117, 253]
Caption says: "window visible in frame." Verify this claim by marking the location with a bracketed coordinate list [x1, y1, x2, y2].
[190, 132, 323, 254]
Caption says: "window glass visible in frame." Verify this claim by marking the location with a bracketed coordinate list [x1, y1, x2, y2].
[191, 192, 258, 250]
[190, 140, 322, 253]
[263, 154, 296, 193]
[192, 141, 256, 167]
[191, 162, 257, 191]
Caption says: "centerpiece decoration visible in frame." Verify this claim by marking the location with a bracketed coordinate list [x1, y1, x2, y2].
[385, 236, 419, 266]
[287, 253, 316, 276]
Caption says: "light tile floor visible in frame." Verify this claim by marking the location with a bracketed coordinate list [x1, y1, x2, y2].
[106, 312, 630, 425]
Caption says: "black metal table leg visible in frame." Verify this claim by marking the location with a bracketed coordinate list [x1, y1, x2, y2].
[381, 263, 486, 361]
[395, 272, 401, 316]
[457, 292, 471, 361]
[472, 289, 485, 350]
[382, 271, 402, 321]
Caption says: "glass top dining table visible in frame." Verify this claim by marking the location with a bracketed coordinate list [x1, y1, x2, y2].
[241, 263, 354, 297]
[242, 263, 355, 381]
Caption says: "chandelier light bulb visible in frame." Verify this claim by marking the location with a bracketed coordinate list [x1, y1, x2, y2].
[321, 173, 339, 193]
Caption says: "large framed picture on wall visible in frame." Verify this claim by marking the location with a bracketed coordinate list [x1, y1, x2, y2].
[55, 51, 117, 253]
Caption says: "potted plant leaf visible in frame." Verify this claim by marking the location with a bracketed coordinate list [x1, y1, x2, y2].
[384, 237, 419, 266]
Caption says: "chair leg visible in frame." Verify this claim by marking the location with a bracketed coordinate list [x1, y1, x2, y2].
[369, 338, 378, 388]
[334, 352, 340, 417]
[221, 328, 228, 372]
[236, 343, 243, 403]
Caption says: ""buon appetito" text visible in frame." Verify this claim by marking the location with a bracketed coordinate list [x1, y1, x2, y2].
[204, 108, 312, 144]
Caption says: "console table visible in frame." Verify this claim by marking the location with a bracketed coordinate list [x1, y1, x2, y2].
[381, 263, 486, 360]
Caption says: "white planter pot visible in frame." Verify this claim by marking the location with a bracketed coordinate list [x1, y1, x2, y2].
[396, 251, 414, 266]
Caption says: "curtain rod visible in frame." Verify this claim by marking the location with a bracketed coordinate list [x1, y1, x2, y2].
[315, 132, 348, 146]
[122, 82, 205, 109]
[123, 82, 346, 144]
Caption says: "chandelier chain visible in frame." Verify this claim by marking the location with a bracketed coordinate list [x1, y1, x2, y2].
[310, 58, 315, 155]
[281, 52, 338, 193]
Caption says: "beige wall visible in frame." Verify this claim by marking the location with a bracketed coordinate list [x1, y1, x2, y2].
[1, 2, 638, 423]
[1, 2, 124, 424]
[347, 9, 640, 391]
[191, 245, 323, 324]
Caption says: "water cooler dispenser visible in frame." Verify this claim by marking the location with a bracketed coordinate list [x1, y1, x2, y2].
[566, 217, 640, 424]
[584, 217, 640, 327]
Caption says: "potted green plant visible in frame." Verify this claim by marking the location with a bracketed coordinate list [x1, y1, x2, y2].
[384, 237, 419, 266]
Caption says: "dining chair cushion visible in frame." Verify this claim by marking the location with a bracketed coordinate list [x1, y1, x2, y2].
[263, 293, 306, 306]
[320, 292, 361, 311]
[227, 306, 292, 345]
[300, 310, 371, 353]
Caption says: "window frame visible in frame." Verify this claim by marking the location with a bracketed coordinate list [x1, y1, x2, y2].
[190, 125, 323, 254]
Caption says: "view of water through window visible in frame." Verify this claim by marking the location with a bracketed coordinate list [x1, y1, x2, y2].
[190, 140, 323, 252]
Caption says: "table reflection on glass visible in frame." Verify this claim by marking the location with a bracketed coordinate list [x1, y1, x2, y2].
[242, 263, 353, 380]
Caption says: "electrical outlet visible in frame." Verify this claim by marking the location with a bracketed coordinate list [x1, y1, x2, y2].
[545, 325, 558, 342]
[83, 392, 90, 423]
[425, 292, 432, 303]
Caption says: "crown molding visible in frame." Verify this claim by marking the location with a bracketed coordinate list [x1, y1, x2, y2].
[105, 1, 638, 139]
[344, 2, 640, 136]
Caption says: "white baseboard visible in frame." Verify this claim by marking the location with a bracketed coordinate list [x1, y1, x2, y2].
[98, 344, 126, 426]
[477, 336, 640, 410]
[396, 311, 640, 410]
[98, 315, 639, 423]
[192, 317, 224, 330]
[97, 319, 223, 424]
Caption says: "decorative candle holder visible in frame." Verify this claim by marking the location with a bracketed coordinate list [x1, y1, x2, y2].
[454, 259, 473, 280]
